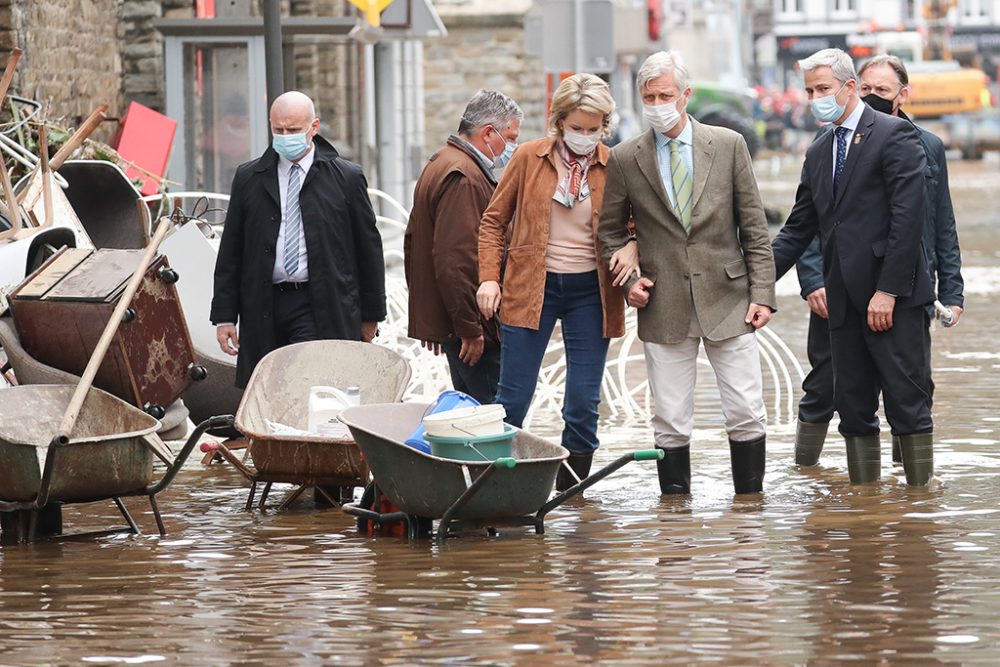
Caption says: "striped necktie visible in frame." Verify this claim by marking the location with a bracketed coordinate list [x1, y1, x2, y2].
[670, 139, 692, 233]
[283, 163, 303, 276]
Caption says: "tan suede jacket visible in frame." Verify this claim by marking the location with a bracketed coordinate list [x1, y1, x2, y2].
[478, 136, 626, 338]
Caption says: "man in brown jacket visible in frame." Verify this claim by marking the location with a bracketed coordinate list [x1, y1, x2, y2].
[599, 51, 776, 495]
[404, 91, 522, 403]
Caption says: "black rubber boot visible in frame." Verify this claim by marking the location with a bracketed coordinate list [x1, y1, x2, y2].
[891, 435, 902, 465]
[730, 436, 766, 494]
[556, 451, 594, 492]
[795, 420, 829, 466]
[845, 434, 881, 483]
[898, 432, 934, 486]
[656, 445, 691, 495]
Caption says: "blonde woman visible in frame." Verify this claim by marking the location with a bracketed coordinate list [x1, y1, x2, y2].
[477, 74, 636, 490]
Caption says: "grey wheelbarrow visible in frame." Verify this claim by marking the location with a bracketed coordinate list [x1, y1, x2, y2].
[339, 402, 663, 541]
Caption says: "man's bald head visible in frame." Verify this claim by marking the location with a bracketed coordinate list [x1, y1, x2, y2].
[270, 91, 316, 120]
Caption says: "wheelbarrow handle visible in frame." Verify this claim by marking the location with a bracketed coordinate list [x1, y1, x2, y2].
[536, 449, 661, 520]
[146, 415, 235, 495]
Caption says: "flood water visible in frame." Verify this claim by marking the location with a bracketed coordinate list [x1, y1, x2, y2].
[2, 156, 999, 665]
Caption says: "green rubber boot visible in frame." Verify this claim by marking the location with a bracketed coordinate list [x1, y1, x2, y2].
[795, 420, 829, 466]
[845, 435, 881, 484]
[891, 435, 902, 465]
[898, 432, 934, 486]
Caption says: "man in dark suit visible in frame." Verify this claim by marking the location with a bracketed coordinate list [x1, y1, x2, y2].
[771, 48, 936, 486]
[211, 91, 386, 389]
[792, 54, 965, 470]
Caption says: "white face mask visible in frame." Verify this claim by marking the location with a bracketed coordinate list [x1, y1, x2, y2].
[562, 130, 601, 156]
[643, 101, 683, 134]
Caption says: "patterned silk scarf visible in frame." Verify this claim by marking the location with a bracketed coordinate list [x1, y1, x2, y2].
[552, 141, 592, 209]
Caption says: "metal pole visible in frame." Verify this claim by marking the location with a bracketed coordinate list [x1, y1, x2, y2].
[263, 0, 284, 110]
[573, 0, 584, 73]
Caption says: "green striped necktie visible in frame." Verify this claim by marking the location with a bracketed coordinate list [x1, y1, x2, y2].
[670, 139, 692, 234]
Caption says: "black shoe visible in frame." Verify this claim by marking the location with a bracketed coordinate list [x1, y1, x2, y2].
[556, 451, 594, 492]
[656, 445, 691, 495]
[730, 435, 766, 494]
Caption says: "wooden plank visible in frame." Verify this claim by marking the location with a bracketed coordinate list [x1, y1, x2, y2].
[17, 247, 93, 299]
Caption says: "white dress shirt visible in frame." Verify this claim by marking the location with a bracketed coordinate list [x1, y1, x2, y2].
[272, 146, 315, 283]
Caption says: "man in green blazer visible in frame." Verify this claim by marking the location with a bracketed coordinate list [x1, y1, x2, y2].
[599, 50, 776, 496]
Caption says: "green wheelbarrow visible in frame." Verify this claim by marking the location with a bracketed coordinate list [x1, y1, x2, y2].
[339, 403, 663, 541]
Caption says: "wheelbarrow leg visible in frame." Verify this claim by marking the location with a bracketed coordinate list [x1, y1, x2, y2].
[27, 509, 38, 543]
[278, 485, 308, 511]
[244, 482, 258, 512]
[113, 497, 141, 535]
[314, 485, 339, 508]
[258, 482, 273, 510]
[148, 494, 166, 535]
[436, 460, 514, 542]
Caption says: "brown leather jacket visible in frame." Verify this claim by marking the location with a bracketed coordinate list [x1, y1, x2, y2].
[405, 136, 500, 346]
[478, 136, 626, 337]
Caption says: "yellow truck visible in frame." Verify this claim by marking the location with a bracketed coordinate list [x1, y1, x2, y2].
[907, 61, 990, 119]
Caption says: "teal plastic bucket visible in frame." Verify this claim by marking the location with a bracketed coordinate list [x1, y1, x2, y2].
[425, 424, 517, 462]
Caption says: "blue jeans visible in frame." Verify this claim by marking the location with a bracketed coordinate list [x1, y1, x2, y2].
[497, 271, 610, 454]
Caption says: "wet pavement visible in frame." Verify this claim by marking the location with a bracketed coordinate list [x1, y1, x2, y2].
[1, 156, 999, 665]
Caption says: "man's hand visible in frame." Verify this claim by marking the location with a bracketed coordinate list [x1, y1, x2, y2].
[477, 281, 502, 320]
[609, 242, 640, 287]
[420, 340, 442, 355]
[216, 324, 240, 356]
[459, 335, 485, 366]
[627, 277, 655, 309]
[806, 287, 828, 319]
[867, 291, 896, 332]
[745, 303, 773, 329]
[361, 321, 378, 343]
[943, 304, 964, 327]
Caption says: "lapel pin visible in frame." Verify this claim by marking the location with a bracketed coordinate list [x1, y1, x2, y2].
[854, 132, 863, 145]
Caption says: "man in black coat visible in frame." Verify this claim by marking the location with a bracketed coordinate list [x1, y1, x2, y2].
[792, 54, 965, 470]
[771, 49, 936, 486]
[211, 91, 386, 388]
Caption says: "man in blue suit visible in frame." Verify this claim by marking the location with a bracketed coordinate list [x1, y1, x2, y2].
[792, 54, 965, 473]
[771, 48, 936, 486]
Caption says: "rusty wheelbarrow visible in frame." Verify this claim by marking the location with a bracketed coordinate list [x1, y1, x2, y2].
[339, 403, 664, 541]
[211, 340, 410, 511]
[0, 386, 230, 542]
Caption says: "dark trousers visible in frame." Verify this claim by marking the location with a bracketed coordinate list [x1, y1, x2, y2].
[273, 286, 318, 346]
[798, 312, 835, 424]
[799, 308, 936, 426]
[830, 303, 932, 437]
[442, 342, 501, 405]
[497, 271, 609, 454]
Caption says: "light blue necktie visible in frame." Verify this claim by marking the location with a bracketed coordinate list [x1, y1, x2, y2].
[283, 163, 303, 276]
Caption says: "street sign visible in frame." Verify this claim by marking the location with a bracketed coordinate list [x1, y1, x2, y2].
[347, 0, 395, 27]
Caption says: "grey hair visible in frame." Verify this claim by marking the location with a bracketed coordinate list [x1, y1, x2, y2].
[457, 90, 523, 135]
[798, 48, 858, 86]
[636, 50, 689, 92]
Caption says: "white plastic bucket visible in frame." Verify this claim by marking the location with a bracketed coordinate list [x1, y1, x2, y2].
[308, 386, 361, 437]
[422, 404, 507, 438]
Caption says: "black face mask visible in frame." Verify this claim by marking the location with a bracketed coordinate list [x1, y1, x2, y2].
[862, 93, 896, 116]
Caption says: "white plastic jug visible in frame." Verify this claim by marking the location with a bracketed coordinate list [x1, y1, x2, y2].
[308, 386, 361, 437]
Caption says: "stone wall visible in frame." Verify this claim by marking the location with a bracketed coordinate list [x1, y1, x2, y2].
[6, 0, 124, 133]
[422, 9, 545, 158]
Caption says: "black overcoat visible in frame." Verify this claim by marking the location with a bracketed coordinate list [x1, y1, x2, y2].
[211, 136, 386, 387]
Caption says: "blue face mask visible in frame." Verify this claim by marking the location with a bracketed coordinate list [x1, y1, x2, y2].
[272, 132, 310, 161]
[810, 82, 848, 123]
[493, 141, 516, 169]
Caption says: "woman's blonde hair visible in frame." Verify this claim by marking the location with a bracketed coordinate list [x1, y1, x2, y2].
[547, 73, 616, 138]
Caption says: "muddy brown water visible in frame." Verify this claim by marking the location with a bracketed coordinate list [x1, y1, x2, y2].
[1, 158, 999, 666]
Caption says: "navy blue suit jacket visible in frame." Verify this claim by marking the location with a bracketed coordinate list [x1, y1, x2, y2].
[772, 104, 934, 329]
